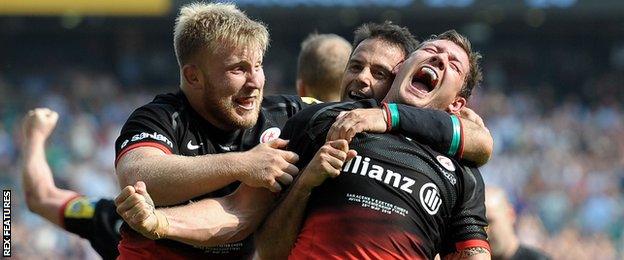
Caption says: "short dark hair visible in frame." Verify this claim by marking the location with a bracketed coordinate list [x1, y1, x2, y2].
[422, 30, 483, 99]
[352, 21, 419, 58]
[297, 33, 352, 100]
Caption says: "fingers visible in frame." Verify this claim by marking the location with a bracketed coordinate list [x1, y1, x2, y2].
[283, 163, 300, 176]
[279, 150, 299, 164]
[267, 138, 288, 149]
[346, 150, 358, 161]
[328, 139, 350, 153]
[114, 186, 136, 206]
[276, 172, 293, 186]
[134, 181, 155, 208]
[269, 180, 282, 193]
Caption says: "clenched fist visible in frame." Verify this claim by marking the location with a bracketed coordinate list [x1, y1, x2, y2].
[22, 108, 59, 142]
[298, 139, 357, 190]
[237, 138, 300, 193]
[115, 181, 168, 240]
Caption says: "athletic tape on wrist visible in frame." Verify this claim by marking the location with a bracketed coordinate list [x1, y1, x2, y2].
[153, 210, 169, 239]
[388, 103, 400, 129]
[449, 114, 461, 157]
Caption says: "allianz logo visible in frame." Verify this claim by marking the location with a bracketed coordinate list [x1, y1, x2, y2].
[342, 155, 416, 194]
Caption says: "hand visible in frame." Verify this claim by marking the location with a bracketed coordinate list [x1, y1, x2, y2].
[238, 138, 300, 193]
[298, 139, 357, 190]
[22, 108, 59, 141]
[115, 181, 168, 240]
[459, 107, 488, 132]
[326, 108, 387, 142]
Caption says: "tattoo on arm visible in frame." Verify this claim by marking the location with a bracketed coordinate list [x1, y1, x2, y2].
[461, 247, 489, 257]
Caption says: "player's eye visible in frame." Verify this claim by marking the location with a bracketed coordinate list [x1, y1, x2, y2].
[348, 63, 363, 73]
[372, 70, 388, 80]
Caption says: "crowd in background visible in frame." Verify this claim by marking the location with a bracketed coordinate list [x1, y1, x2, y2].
[2, 28, 623, 260]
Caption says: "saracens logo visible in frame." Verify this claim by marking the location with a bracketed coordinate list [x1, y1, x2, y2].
[419, 183, 442, 215]
[260, 127, 281, 143]
[436, 155, 456, 172]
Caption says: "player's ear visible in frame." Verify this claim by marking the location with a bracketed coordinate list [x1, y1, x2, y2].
[391, 60, 405, 75]
[182, 64, 204, 90]
[296, 79, 306, 97]
[447, 96, 466, 114]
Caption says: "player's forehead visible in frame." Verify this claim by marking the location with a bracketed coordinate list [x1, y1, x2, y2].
[350, 38, 405, 69]
[418, 40, 469, 69]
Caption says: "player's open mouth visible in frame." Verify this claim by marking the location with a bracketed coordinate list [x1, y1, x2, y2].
[410, 66, 438, 95]
[234, 96, 256, 110]
[348, 90, 368, 100]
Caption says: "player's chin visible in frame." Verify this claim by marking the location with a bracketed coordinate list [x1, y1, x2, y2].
[232, 109, 259, 129]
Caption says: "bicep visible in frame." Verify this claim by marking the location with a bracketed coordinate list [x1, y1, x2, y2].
[115, 146, 168, 187]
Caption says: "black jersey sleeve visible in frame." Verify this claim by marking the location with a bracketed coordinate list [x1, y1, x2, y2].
[440, 166, 489, 256]
[114, 104, 177, 165]
[262, 95, 321, 128]
[62, 197, 122, 260]
[282, 100, 376, 167]
[394, 104, 456, 158]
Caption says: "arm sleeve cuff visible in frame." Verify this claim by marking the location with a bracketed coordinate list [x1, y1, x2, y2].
[115, 141, 173, 166]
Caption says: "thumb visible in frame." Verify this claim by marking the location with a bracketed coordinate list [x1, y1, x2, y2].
[346, 149, 358, 161]
[267, 138, 289, 149]
[134, 181, 155, 207]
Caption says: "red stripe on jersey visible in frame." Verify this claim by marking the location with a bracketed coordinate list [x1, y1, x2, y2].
[455, 239, 490, 253]
[58, 194, 84, 229]
[115, 141, 173, 166]
[289, 207, 429, 260]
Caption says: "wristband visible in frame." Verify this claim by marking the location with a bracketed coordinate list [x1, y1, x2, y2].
[388, 103, 400, 129]
[448, 114, 461, 157]
[381, 102, 393, 131]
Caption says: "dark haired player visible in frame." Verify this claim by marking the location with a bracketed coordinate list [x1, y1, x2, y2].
[256, 30, 490, 259]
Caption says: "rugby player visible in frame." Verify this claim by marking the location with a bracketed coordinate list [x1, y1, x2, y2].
[114, 3, 492, 258]
[256, 30, 491, 259]
[485, 187, 551, 260]
[21, 108, 121, 260]
[296, 33, 352, 102]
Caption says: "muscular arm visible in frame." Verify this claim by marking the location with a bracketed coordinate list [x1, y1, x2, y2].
[162, 185, 275, 247]
[116, 182, 275, 247]
[255, 140, 352, 259]
[326, 103, 493, 167]
[254, 177, 312, 259]
[116, 147, 243, 206]
[117, 138, 298, 206]
[22, 133, 79, 226]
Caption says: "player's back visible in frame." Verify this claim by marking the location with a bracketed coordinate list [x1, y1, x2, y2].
[282, 101, 489, 260]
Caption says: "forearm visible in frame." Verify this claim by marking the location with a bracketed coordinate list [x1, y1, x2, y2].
[21, 138, 78, 225]
[117, 150, 244, 206]
[460, 120, 493, 167]
[255, 180, 312, 259]
[395, 105, 492, 166]
[162, 185, 274, 247]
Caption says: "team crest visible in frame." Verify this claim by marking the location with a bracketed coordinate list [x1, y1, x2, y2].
[260, 127, 281, 143]
[436, 155, 456, 172]
[64, 197, 95, 219]
[419, 183, 442, 215]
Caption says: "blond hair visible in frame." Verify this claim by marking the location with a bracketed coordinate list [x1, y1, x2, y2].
[173, 2, 269, 66]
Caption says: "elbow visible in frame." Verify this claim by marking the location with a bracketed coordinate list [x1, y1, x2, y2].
[116, 159, 142, 188]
